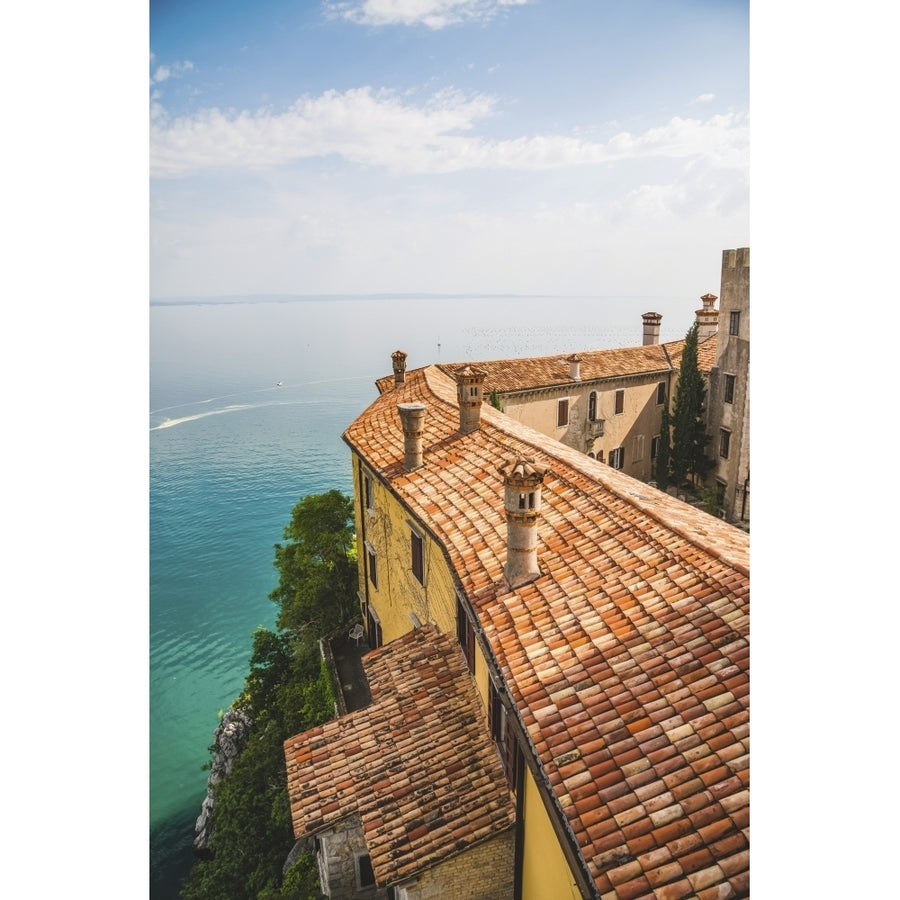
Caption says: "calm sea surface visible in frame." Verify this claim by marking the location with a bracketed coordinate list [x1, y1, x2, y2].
[148, 296, 694, 898]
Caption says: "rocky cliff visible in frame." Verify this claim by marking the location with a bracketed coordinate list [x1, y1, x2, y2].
[192, 707, 254, 854]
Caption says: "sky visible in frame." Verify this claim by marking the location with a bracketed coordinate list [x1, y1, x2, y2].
[149, 0, 749, 299]
[6, 4, 900, 895]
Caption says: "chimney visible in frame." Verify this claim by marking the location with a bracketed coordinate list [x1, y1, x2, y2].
[455, 365, 487, 433]
[695, 294, 719, 341]
[397, 403, 427, 471]
[392, 350, 408, 386]
[642, 312, 662, 345]
[498, 455, 550, 588]
[567, 354, 582, 381]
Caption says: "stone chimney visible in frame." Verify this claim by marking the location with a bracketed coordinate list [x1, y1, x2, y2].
[455, 365, 487, 433]
[695, 294, 718, 341]
[397, 403, 426, 471]
[642, 312, 662, 345]
[392, 350, 408, 387]
[498, 455, 550, 588]
[567, 354, 582, 381]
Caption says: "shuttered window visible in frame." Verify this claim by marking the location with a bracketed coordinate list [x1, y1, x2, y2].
[456, 597, 475, 673]
[615, 389, 624, 414]
[411, 530, 424, 584]
[557, 398, 569, 427]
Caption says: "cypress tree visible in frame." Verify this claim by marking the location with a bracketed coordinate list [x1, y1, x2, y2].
[670, 323, 712, 488]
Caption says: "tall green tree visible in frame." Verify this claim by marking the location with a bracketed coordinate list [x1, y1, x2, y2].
[655, 400, 671, 491]
[670, 323, 713, 488]
[181, 491, 354, 900]
[269, 490, 357, 638]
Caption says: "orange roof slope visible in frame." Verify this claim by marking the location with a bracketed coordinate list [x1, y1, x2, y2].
[378, 334, 717, 396]
[283, 625, 515, 888]
[344, 365, 749, 899]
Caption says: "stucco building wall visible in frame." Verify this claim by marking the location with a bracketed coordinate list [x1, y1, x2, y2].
[501, 373, 670, 482]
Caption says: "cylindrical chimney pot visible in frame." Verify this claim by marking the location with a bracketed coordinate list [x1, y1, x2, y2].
[498, 455, 550, 587]
[695, 294, 718, 342]
[397, 403, 427, 470]
[392, 350, 408, 386]
[455, 365, 488, 433]
[642, 312, 662, 346]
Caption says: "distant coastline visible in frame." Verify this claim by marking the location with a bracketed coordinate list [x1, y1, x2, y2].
[149, 292, 665, 307]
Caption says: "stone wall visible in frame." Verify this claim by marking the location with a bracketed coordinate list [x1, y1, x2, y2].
[395, 828, 516, 900]
[317, 819, 382, 900]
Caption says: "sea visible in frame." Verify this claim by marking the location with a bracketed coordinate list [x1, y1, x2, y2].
[148, 295, 696, 898]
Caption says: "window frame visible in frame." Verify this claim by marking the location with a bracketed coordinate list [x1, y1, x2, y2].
[364, 472, 374, 514]
[610, 446, 625, 469]
[588, 390, 597, 422]
[719, 428, 731, 459]
[729, 310, 741, 336]
[614, 389, 624, 415]
[365, 541, 378, 589]
[557, 397, 569, 427]
[651, 435, 660, 460]
[724, 373, 736, 404]
[656, 382, 666, 405]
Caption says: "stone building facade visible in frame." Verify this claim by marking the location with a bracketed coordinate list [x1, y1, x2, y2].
[705, 248, 750, 523]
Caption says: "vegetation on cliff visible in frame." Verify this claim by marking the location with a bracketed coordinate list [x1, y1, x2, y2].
[180, 490, 357, 900]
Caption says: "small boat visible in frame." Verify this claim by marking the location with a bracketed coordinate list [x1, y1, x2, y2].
[276, 381, 283, 387]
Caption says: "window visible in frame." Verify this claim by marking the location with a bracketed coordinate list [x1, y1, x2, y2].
[364, 473, 374, 514]
[366, 542, 378, 589]
[489, 681, 519, 790]
[724, 373, 736, 404]
[588, 391, 597, 421]
[609, 446, 625, 469]
[633, 434, 644, 462]
[615, 389, 624, 415]
[411, 530, 424, 584]
[729, 310, 740, 335]
[356, 854, 375, 888]
[651, 436, 660, 460]
[557, 398, 569, 427]
[367, 605, 383, 649]
[456, 596, 475, 673]
[517, 491, 535, 510]
[719, 428, 731, 459]
[656, 382, 666, 405]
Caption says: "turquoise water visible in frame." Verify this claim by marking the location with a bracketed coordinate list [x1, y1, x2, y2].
[148, 296, 695, 897]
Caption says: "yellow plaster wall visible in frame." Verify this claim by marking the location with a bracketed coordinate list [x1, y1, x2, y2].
[520, 768, 583, 900]
[352, 452, 458, 644]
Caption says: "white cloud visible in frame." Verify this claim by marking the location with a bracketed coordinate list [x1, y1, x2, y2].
[150, 87, 748, 179]
[693, 93, 716, 103]
[150, 59, 195, 85]
[326, 0, 530, 30]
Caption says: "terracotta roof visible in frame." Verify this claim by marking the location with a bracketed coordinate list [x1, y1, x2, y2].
[283, 625, 515, 888]
[377, 334, 718, 396]
[665, 334, 718, 375]
[344, 365, 749, 899]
